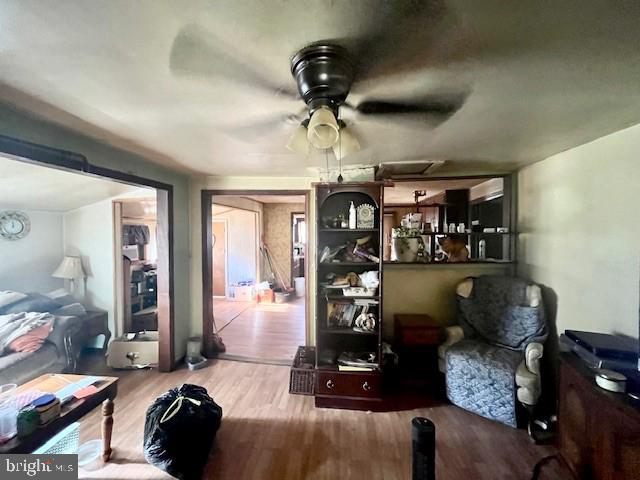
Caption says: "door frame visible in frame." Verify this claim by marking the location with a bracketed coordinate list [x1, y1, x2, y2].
[201, 189, 310, 357]
[211, 217, 229, 298]
[0, 134, 176, 372]
[290, 211, 305, 290]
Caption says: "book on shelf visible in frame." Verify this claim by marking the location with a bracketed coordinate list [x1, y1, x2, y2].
[327, 302, 377, 328]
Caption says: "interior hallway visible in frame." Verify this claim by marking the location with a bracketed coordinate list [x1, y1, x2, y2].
[213, 297, 305, 362]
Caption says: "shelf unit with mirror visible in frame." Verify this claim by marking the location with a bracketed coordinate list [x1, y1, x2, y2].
[314, 182, 385, 410]
[382, 175, 516, 268]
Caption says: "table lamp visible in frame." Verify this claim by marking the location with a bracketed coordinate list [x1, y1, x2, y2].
[52, 256, 86, 296]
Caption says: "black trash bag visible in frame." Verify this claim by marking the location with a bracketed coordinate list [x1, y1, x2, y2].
[144, 384, 223, 479]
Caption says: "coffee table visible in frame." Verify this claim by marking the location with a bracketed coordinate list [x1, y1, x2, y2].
[0, 373, 118, 461]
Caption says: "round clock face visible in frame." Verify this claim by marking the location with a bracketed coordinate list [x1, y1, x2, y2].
[0, 211, 30, 240]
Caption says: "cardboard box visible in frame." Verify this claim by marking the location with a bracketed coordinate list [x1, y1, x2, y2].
[229, 285, 255, 302]
[107, 331, 159, 368]
[257, 288, 274, 304]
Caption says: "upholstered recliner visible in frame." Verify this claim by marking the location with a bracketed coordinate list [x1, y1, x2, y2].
[438, 276, 548, 427]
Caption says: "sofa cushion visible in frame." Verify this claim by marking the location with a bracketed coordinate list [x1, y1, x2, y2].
[446, 339, 523, 427]
[45, 289, 76, 306]
[0, 291, 28, 312]
[53, 303, 86, 317]
[2, 293, 60, 315]
[0, 344, 63, 386]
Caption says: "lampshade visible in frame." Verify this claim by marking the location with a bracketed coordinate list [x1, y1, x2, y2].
[286, 123, 309, 155]
[52, 256, 85, 280]
[307, 107, 339, 149]
[332, 126, 361, 159]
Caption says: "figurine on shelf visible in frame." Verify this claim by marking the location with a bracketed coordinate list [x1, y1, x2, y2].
[353, 309, 376, 333]
[437, 235, 469, 262]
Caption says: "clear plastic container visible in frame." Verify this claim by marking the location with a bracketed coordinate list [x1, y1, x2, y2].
[0, 384, 18, 443]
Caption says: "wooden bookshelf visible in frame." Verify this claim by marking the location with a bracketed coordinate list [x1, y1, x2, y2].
[315, 182, 385, 410]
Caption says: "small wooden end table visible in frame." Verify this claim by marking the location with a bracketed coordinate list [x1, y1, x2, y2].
[394, 314, 444, 391]
[0, 373, 118, 461]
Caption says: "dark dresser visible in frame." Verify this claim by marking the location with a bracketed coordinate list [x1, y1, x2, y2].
[559, 352, 640, 479]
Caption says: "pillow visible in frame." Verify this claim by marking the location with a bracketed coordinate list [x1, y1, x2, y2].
[53, 303, 87, 317]
[0, 291, 28, 313]
[2, 293, 60, 314]
[45, 289, 76, 307]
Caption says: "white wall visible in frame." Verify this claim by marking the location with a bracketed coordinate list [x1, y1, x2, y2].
[0, 208, 65, 293]
[518, 123, 640, 339]
[213, 206, 258, 287]
[63, 199, 115, 335]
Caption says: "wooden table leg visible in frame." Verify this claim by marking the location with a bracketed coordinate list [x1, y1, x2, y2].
[101, 398, 114, 462]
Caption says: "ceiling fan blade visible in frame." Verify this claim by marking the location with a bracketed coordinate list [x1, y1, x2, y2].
[170, 24, 297, 99]
[353, 92, 467, 119]
[341, 0, 456, 84]
[222, 110, 306, 143]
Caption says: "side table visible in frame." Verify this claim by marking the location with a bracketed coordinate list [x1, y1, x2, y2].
[394, 314, 444, 391]
[70, 310, 110, 369]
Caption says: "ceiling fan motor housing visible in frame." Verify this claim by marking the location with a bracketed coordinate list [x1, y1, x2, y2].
[291, 44, 354, 116]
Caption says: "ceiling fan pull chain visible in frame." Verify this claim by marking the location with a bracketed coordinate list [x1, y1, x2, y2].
[325, 148, 330, 180]
[337, 128, 343, 183]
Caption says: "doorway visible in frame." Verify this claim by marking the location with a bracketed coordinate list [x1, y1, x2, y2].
[0, 135, 176, 371]
[202, 190, 310, 364]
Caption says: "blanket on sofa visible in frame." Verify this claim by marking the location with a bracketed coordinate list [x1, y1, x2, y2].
[0, 312, 55, 354]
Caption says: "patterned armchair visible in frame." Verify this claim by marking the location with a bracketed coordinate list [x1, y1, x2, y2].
[437, 276, 548, 427]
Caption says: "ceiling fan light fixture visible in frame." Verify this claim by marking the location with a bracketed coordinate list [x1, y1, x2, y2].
[307, 106, 339, 149]
[286, 123, 310, 155]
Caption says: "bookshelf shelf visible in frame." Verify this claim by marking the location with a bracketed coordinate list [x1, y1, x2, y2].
[322, 295, 381, 301]
[319, 228, 379, 233]
[319, 328, 378, 336]
[319, 261, 379, 267]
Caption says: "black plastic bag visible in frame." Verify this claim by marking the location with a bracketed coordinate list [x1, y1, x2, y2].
[144, 384, 223, 479]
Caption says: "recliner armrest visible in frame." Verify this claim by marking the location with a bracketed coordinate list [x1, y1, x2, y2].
[516, 342, 544, 406]
[524, 342, 544, 375]
[437, 326, 464, 372]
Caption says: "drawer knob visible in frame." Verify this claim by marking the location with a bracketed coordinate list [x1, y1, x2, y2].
[362, 381, 371, 391]
[326, 379, 335, 389]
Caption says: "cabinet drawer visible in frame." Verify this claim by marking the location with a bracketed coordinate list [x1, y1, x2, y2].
[316, 371, 381, 399]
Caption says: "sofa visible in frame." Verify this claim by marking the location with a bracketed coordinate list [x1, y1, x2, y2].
[437, 276, 548, 428]
[0, 291, 91, 385]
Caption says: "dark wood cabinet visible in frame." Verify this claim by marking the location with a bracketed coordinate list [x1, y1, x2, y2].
[559, 353, 640, 480]
[314, 183, 384, 410]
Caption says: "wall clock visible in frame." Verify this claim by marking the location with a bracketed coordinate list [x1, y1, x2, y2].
[356, 204, 375, 229]
[0, 211, 31, 240]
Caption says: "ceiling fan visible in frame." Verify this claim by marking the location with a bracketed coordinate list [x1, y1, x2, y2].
[169, 7, 469, 162]
[282, 42, 466, 158]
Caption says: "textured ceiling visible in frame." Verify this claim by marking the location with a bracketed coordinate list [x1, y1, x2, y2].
[0, 155, 143, 211]
[0, 0, 639, 177]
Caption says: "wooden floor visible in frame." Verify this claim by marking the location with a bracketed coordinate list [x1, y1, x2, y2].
[213, 297, 305, 362]
[76, 358, 570, 480]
